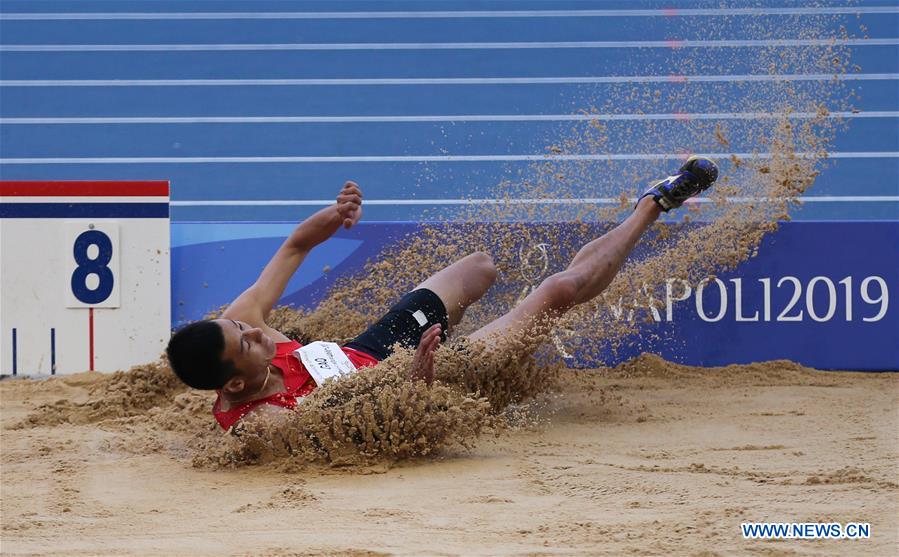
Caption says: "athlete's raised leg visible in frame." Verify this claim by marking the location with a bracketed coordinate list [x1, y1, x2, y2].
[468, 156, 718, 344]
[469, 198, 660, 343]
[414, 251, 497, 331]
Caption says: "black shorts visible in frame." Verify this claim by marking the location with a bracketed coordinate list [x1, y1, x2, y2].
[344, 288, 449, 361]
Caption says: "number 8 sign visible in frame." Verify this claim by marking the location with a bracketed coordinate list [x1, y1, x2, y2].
[2, 180, 169, 376]
[66, 222, 120, 308]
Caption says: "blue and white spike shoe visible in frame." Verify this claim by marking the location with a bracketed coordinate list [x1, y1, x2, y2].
[639, 156, 719, 211]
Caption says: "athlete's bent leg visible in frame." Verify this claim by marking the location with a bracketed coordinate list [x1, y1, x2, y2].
[414, 251, 498, 330]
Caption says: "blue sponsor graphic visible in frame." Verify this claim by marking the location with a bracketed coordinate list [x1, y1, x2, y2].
[171, 221, 898, 370]
[619, 221, 898, 370]
[171, 222, 373, 325]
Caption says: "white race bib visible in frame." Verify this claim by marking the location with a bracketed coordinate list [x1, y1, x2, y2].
[294, 341, 357, 386]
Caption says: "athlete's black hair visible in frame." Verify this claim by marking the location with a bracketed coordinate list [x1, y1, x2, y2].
[166, 320, 237, 390]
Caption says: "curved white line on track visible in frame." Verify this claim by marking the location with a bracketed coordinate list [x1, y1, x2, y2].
[1, 112, 895, 124]
[2, 74, 896, 87]
[2, 39, 896, 51]
[1, 7, 897, 20]
[166, 196, 899, 207]
[1, 152, 895, 164]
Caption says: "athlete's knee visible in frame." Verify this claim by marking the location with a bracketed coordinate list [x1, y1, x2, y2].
[469, 251, 497, 285]
[538, 272, 579, 311]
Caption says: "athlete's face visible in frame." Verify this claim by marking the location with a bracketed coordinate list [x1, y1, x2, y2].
[214, 319, 277, 388]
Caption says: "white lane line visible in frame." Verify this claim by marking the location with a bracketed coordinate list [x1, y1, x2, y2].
[2, 73, 896, 87]
[168, 196, 899, 207]
[2, 111, 896, 124]
[2, 39, 895, 51]
[2, 7, 897, 20]
[2, 152, 895, 164]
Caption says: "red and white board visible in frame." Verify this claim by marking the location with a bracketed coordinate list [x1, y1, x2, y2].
[1, 181, 170, 375]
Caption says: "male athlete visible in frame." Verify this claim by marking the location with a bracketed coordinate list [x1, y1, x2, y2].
[167, 157, 718, 430]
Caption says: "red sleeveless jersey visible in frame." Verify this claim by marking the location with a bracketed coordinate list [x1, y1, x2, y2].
[212, 340, 378, 430]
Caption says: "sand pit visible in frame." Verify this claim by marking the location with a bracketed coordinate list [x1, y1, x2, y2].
[2, 357, 896, 556]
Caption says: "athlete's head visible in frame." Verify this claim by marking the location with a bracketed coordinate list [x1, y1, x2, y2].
[166, 319, 276, 394]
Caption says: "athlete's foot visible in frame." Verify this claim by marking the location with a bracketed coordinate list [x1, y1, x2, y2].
[639, 156, 719, 212]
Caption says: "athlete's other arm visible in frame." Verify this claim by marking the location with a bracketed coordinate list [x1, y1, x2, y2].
[222, 181, 363, 337]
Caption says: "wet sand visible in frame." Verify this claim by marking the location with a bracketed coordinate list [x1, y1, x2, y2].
[2, 356, 896, 557]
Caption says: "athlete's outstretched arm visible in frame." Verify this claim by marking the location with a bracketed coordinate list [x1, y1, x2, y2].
[223, 181, 362, 327]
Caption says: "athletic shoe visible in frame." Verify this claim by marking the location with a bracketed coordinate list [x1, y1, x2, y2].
[639, 156, 719, 211]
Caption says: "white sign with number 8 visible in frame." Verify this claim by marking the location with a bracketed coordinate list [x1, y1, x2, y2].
[1, 180, 170, 375]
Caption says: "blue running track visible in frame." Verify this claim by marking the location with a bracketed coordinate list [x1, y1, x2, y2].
[1, 0, 897, 222]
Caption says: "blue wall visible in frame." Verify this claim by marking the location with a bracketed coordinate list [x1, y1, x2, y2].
[170, 221, 899, 370]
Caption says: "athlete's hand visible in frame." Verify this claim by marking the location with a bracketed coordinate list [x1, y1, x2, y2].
[336, 180, 363, 229]
[409, 324, 441, 385]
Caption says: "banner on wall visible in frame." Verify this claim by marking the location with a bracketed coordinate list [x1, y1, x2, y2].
[171, 221, 897, 371]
